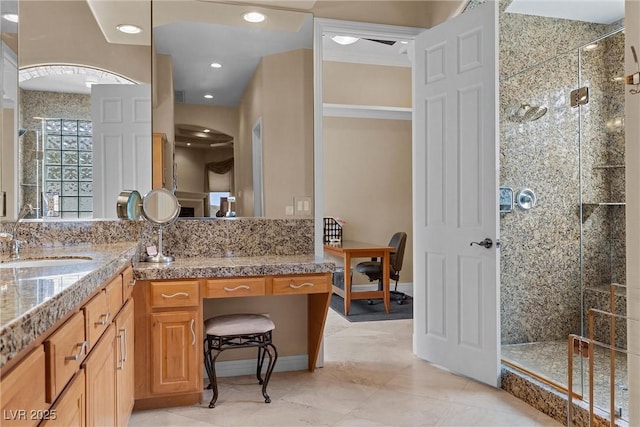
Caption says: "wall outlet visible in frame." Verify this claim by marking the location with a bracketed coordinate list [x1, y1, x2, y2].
[293, 196, 312, 217]
[285, 205, 294, 215]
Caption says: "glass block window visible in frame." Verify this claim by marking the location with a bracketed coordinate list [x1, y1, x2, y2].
[44, 119, 93, 218]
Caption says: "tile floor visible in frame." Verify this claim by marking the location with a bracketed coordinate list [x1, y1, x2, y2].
[129, 310, 561, 426]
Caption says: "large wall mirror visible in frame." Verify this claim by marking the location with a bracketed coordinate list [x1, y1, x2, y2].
[1, 0, 151, 221]
[152, 1, 314, 218]
[0, 0, 313, 221]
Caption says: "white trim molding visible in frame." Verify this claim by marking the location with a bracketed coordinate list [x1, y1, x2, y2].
[323, 103, 412, 120]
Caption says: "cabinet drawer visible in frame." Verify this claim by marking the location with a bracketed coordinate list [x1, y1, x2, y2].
[206, 277, 266, 298]
[83, 290, 110, 349]
[150, 281, 199, 308]
[106, 274, 123, 318]
[45, 311, 87, 403]
[0, 346, 48, 427]
[122, 266, 135, 301]
[272, 275, 329, 295]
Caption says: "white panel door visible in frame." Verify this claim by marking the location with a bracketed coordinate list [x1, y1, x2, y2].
[91, 84, 151, 218]
[412, 1, 500, 387]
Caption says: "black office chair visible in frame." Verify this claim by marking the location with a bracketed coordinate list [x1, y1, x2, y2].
[355, 232, 408, 305]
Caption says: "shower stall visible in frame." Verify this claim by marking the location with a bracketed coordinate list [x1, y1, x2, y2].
[499, 27, 628, 422]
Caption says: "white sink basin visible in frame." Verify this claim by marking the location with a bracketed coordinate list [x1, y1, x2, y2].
[0, 256, 93, 268]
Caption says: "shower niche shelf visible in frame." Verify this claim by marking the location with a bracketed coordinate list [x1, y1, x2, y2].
[581, 202, 625, 223]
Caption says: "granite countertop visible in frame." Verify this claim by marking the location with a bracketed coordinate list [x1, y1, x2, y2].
[0, 242, 138, 368]
[133, 254, 335, 280]
[0, 244, 335, 369]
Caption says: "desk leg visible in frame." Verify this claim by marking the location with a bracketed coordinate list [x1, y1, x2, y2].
[382, 252, 390, 314]
[308, 291, 331, 372]
[344, 253, 352, 316]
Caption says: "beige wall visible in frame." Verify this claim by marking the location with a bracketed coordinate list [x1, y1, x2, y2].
[175, 145, 233, 194]
[153, 53, 174, 190]
[237, 48, 314, 218]
[322, 61, 413, 284]
[19, 1, 150, 83]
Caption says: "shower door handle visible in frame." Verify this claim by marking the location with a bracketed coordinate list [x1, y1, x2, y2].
[470, 238, 493, 249]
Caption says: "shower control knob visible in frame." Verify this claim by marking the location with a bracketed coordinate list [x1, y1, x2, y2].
[470, 238, 493, 249]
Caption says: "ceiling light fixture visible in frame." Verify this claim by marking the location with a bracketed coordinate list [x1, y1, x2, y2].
[243, 12, 265, 23]
[210, 62, 222, 69]
[2, 13, 18, 23]
[187, 143, 191, 146]
[204, 129, 211, 133]
[584, 43, 598, 50]
[210, 143, 215, 147]
[116, 24, 142, 34]
[330, 35, 359, 46]
[400, 41, 409, 45]
[204, 94, 213, 99]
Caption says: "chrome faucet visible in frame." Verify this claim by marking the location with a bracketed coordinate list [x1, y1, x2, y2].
[0, 204, 34, 259]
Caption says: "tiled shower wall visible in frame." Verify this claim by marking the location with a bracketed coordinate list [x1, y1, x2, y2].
[18, 89, 91, 216]
[499, 3, 625, 345]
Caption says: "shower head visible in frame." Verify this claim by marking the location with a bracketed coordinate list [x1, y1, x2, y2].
[507, 103, 547, 123]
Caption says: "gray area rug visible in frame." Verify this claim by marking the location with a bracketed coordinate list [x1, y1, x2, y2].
[330, 293, 413, 322]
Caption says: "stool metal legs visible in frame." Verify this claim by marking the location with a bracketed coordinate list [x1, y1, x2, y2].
[203, 332, 278, 408]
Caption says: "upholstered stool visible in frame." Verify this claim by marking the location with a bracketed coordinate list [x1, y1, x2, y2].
[203, 313, 278, 408]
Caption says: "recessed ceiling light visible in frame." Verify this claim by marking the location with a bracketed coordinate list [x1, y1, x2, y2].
[243, 12, 265, 23]
[187, 143, 191, 146]
[584, 43, 598, 50]
[116, 24, 142, 34]
[2, 13, 18, 23]
[330, 35, 359, 46]
[204, 129, 211, 133]
[210, 63, 222, 69]
[400, 41, 409, 45]
[204, 94, 213, 99]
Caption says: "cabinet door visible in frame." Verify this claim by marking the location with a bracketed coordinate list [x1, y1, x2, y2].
[42, 370, 85, 427]
[150, 311, 199, 394]
[115, 299, 135, 427]
[0, 347, 47, 427]
[84, 325, 116, 427]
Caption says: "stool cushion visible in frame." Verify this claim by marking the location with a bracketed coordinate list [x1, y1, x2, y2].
[205, 314, 275, 337]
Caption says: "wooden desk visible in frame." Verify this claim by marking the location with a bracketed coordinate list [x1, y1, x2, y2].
[324, 240, 393, 316]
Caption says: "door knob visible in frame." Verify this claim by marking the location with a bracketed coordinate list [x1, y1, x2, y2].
[470, 238, 493, 249]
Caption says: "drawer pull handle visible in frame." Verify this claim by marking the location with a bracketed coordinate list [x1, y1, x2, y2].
[289, 282, 314, 289]
[223, 285, 251, 292]
[190, 319, 196, 346]
[161, 292, 189, 299]
[65, 341, 89, 361]
[94, 312, 110, 326]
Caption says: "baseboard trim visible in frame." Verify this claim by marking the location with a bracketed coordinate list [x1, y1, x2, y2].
[204, 354, 309, 379]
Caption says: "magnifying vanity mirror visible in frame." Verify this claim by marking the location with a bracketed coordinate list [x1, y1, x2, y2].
[140, 188, 180, 263]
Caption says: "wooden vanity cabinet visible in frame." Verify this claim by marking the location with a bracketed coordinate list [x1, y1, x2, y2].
[0, 263, 135, 427]
[84, 326, 116, 427]
[0, 346, 48, 427]
[41, 370, 86, 427]
[134, 280, 202, 409]
[115, 299, 135, 427]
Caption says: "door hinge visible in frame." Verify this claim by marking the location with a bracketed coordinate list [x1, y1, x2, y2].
[571, 87, 589, 107]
